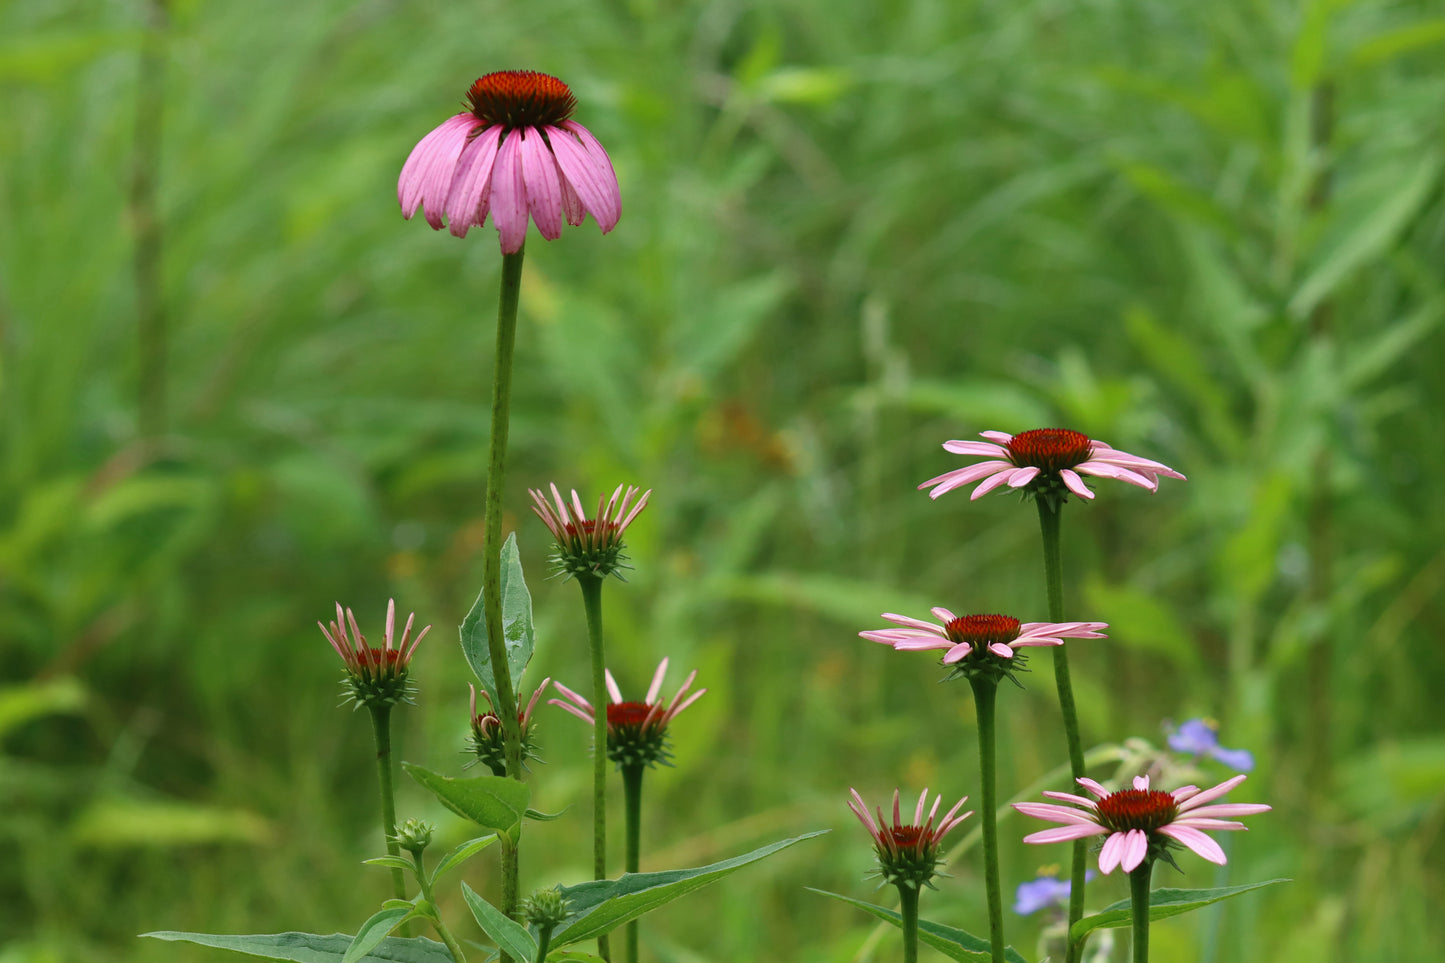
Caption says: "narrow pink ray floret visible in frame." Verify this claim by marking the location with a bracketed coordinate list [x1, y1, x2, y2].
[920, 428, 1186, 502]
[861, 609, 1107, 664]
[1013, 773, 1271, 874]
[398, 70, 621, 253]
[847, 787, 972, 889]
[318, 598, 429, 683]
[550, 658, 705, 768]
[529, 482, 651, 579]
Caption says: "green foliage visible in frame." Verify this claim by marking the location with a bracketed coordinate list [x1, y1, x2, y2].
[140, 932, 452, 963]
[810, 890, 1029, 963]
[460, 885, 538, 963]
[1069, 879, 1292, 948]
[401, 766, 529, 842]
[459, 533, 536, 707]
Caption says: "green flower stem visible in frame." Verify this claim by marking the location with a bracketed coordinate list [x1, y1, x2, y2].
[367, 705, 407, 903]
[532, 925, 555, 963]
[621, 763, 645, 963]
[482, 246, 528, 945]
[579, 573, 611, 963]
[1129, 858, 1155, 963]
[968, 676, 1006, 963]
[1036, 497, 1087, 963]
[411, 850, 467, 963]
[896, 883, 920, 963]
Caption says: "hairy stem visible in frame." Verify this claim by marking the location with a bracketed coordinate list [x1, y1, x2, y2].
[579, 574, 611, 962]
[368, 705, 407, 904]
[1130, 858, 1155, 963]
[896, 883, 919, 963]
[969, 676, 1006, 963]
[622, 763, 645, 963]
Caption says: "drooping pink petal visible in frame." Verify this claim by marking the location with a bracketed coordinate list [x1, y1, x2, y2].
[1077, 462, 1157, 490]
[1013, 801, 1100, 824]
[940, 642, 973, 663]
[942, 440, 1010, 457]
[1175, 774, 1248, 812]
[970, 467, 1018, 500]
[919, 461, 1014, 499]
[1098, 830, 1130, 874]
[521, 128, 564, 240]
[1007, 466, 1041, 488]
[557, 120, 621, 231]
[1059, 469, 1094, 499]
[1119, 828, 1150, 872]
[400, 114, 477, 228]
[444, 124, 503, 238]
[1023, 823, 1109, 845]
[979, 431, 1014, 444]
[1158, 825, 1227, 864]
[488, 130, 529, 253]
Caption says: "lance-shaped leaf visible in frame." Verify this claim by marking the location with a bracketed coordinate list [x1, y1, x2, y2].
[402, 764, 529, 841]
[342, 903, 424, 963]
[140, 931, 454, 962]
[460, 533, 535, 705]
[550, 832, 825, 946]
[809, 889, 1029, 963]
[431, 833, 498, 883]
[1070, 879, 1289, 946]
[461, 883, 539, 962]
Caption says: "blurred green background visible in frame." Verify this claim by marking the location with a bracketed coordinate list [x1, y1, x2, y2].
[3, 0, 1443, 960]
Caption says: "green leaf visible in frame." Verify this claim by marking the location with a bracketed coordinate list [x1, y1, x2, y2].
[551, 832, 825, 946]
[402, 765, 529, 841]
[431, 834, 498, 882]
[809, 889, 1029, 963]
[524, 807, 567, 822]
[139, 931, 454, 962]
[459, 533, 535, 707]
[362, 856, 415, 873]
[342, 907, 413, 963]
[1069, 879, 1290, 944]
[545, 953, 604, 963]
[460, 883, 539, 962]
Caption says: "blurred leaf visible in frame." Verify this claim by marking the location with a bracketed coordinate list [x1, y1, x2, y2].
[550, 832, 825, 947]
[1339, 738, 1445, 817]
[0, 31, 139, 84]
[0, 677, 86, 738]
[459, 533, 535, 708]
[1124, 306, 1236, 451]
[712, 572, 935, 629]
[1070, 880, 1290, 944]
[1216, 473, 1293, 605]
[342, 906, 414, 963]
[401, 765, 528, 841]
[1119, 164, 1237, 238]
[70, 798, 271, 848]
[809, 889, 1028, 963]
[460, 883, 538, 962]
[757, 67, 851, 106]
[1290, 153, 1441, 320]
[140, 931, 453, 962]
[670, 273, 788, 383]
[1082, 578, 1202, 672]
[1340, 300, 1444, 391]
[898, 378, 1052, 429]
[1347, 18, 1445, 69]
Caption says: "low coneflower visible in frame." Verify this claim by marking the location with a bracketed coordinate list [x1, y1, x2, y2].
[319, 598, 430, 709]
[468, 678, 552, 777]
[399, 69, 620, 252]
[549, 657, 704, 769]
[1014, 773, 1271, 875]
[920, 429, 1185, 504]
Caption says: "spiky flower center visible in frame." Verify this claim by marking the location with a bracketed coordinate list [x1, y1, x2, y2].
[604, 701, 672, 769]
[466, 70, 577, 129]
[1006, 428, 1093, 472]
[874, 822, 942, 890]
[887, 825, 928, 850]
[607, 701, 654, 729]
[944, 614, 1021, 649]
[1096, 789, 1179, 833]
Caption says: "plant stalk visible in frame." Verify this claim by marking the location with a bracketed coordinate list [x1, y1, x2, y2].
[1129, 858, 1155, 963]
[413, 850, 467, 963]
[622, 763, 645, 963]
[482, 246, 528, 955]
[969, 676, 1006, 963]
[579, 573, 611, 962]
[1036, 497, 1087, 963]
[896, 883, 919, 963]
[368, 704, 407, 903]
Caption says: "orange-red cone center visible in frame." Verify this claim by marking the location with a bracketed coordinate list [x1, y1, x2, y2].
[1006, 428, 1093, 472]
[466, 70, 577, 129]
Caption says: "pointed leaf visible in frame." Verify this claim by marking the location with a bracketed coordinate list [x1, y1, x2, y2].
[460, 883, 539, 962]
[140, 931, 454, 962]
[342, 907, 413, 963]
[1069, 879, 1290, 944]
[809, 889, 1029, 963]
[524, 807, 568, 822]
[460, 533, 535, 706]
[362, 856, 416, 873]
[431, 834, 498, 882]
[551, 832, 825, 946]
[402, 765, 529, 841]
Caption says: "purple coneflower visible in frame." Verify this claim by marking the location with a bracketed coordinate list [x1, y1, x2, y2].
[847, 788, 972, 890]
[399, 70, 621, 252]
[1014, 774, 1270, 875]
[318, 599, 429, 708]
[920, 429, 1185, 502]
[469, 678, 552, 777]
[550, 658, 705, 768]
[530, 482, 650, 580]
[862, 610, 1108, 665]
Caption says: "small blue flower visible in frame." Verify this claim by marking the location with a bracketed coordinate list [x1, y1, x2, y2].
[1168, 719, 1254, 772]
[1013, 870, 1095, 915]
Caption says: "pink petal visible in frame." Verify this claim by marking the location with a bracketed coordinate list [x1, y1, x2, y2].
[1077, 462, 1157, 490]
[556, 121, 621, 231]
[1041, 790, 1099, 809]
[919, 462, 1012, 499]
[399, 114, 477, 228]
[988, 642, 1015, 658]
[1178, 803, 1272, 820]
[645, 658, 670, 705]
[1119, 829, 1150, 872]
[1076, 777, 1111, 799]
[489, 130, 529, 253]
[882, 612, 950, 634]
[890, 638, 954, 652]
[1013, 801, 1099, 824]
[979, 431, 1014, 444]
[941, 440, 1010, 457]
[1007, 466, 1041, 488]
[521, 129, 564, 240]
[1087, 448, 1186, 480]
[1158, 825, 1227, 864]
[929, 606, 957, 623]
[443, 124, 503, 238]
[547, 698, 595, 725]
[1023, 823, 1108, 845]
[604, 669, 624, 705]
[941, 642, 974, 663]
[970, 467, 1018, 500]
[1175, 775, 1248, 812]
[1098, 831, 1129, 874]
[1059, 469, 1094, 500]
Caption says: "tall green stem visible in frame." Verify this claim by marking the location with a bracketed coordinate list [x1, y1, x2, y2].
[968, 676, 1006, 963]
[412, 850, 467, 963]
[1129, 858, 1155, 963]
[579, 574, 611, 962]
[1036, 498, 1087, 963]
[368, 705, 407, 903]
[896, 883, 919, 963]
[622, 763, 645, 963]
[482, 246, 527, 953]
